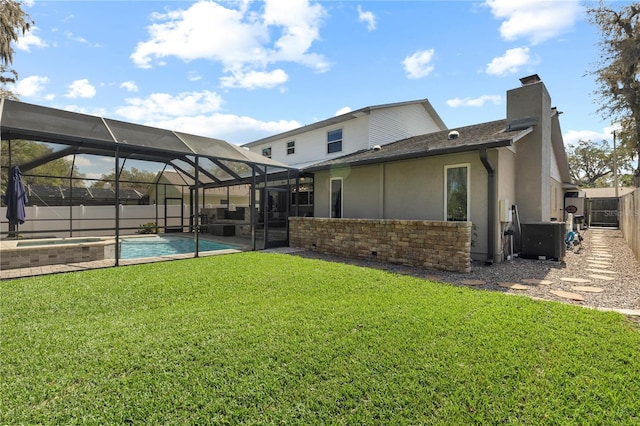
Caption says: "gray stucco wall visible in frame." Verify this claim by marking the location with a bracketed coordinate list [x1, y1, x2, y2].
[507, 81, 552, 223]
[313, 151, 492, 260]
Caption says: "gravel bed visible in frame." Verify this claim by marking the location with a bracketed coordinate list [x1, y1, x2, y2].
[290, 228, 640, 313]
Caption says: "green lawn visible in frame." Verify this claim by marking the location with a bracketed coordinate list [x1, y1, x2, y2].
[2, 252, 639, 424]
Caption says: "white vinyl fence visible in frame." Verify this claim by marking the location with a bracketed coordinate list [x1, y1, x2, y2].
[1, 204, 190, 238]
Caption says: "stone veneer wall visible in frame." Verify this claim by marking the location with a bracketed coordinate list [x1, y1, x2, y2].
[1, 241, 112, 270]
[289, 217, 471, 273]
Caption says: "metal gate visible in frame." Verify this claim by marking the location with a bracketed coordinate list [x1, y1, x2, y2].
[588, 198, 619, 227]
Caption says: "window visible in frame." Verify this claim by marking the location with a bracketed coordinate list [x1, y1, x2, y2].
[330, 178, 342, 218]
[327, 129, 343, 154]
[262, 147, 272, 158]
[287, 140, 295, 155]
[444, 164, 469, 221]
[291, 190, 313, 205]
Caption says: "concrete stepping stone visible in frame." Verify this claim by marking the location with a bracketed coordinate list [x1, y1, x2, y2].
[461, 279, 486, 286]
[587, 260, 612, 266]
[587, 258, 612, 263]
[592, 253, 613, 258]
[585, 268, 617, 275]
[588, 274, 616, 281]
[521, 278, 553, 285]
[560, 277, 591, 283]
[550, 290, 585, 301]
[497, 282, 529, 290]
[587, 264, 613, 269]
[571, 286, 604, 293]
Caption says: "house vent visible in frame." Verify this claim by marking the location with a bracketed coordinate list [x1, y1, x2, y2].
[448, 130, 459, 140]
[372, 145, 381, 151]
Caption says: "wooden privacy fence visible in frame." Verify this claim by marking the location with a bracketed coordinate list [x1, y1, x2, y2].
[620, 188, 640, 262]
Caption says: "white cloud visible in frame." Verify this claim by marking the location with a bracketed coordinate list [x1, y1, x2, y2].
[111, 89, 301, 143]
[151, 114, 302, 144]
[484, 0, 581, 45]
[62, 105, 108, 116]
[563, 128, 613, 148]
[65, 79, 96, 98]
[486, 47, 533, 76]
[262, 0, 327, 68]
[13, 75, 49, 97]
[220, 69, 288, 89]
[64, 155, 92, 167]
[188, 71, 203, 82]
[16, 26, 48, 51]
[115, 90, 224, 122]
[447, 94, 502, 108]
[63, 30, 102, 48]
[120, 81, 139, 92]
[402, 49, 435, 79]
[357, 5, 377, 31]
[335, 106, 352, 116]
[131, 0, 328, 89]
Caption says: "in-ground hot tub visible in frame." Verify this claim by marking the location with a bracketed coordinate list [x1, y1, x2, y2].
[0, 237, 116, 270]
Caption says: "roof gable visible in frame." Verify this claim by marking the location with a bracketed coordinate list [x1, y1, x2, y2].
[242, 98, 446, 148]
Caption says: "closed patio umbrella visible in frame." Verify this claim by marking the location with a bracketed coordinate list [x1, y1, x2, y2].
[4, 166, 29, 237]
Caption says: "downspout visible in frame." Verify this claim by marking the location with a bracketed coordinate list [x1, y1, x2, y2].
[479, 148, 496, 264]
[194, 156, 199, 258]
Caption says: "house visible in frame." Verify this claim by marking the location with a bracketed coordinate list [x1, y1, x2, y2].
[146, 170, 251, 207]
[25, 184, 145, 206]
[300, 75, 575, 263]
[242, 99, 447, 169]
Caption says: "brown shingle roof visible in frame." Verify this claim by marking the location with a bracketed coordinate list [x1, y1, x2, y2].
[304, 119, 529, 171]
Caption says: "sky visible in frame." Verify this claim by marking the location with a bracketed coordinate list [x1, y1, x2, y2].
[7, 0, 632, 178]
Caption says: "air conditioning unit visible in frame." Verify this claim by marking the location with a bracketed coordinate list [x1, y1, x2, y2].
[520, 222, 566, 260]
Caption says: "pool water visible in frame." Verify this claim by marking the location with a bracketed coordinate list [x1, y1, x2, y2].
[120, 236, 237, 259]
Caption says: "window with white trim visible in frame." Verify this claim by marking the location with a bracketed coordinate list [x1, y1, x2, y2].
[330, 178, 342, 218]
[444, 164, 469, 221]
[327, 129, 343, 154]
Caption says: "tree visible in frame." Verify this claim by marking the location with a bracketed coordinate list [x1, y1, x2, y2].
[91, 167, 157, 193]
[567, 139, 633, 188]
[587, 2, 640, 186]
[0, 0, 33, 86]
[1, 140, 85, 192]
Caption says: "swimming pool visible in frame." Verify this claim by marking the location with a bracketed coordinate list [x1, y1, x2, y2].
[120, 235, 238, 259]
